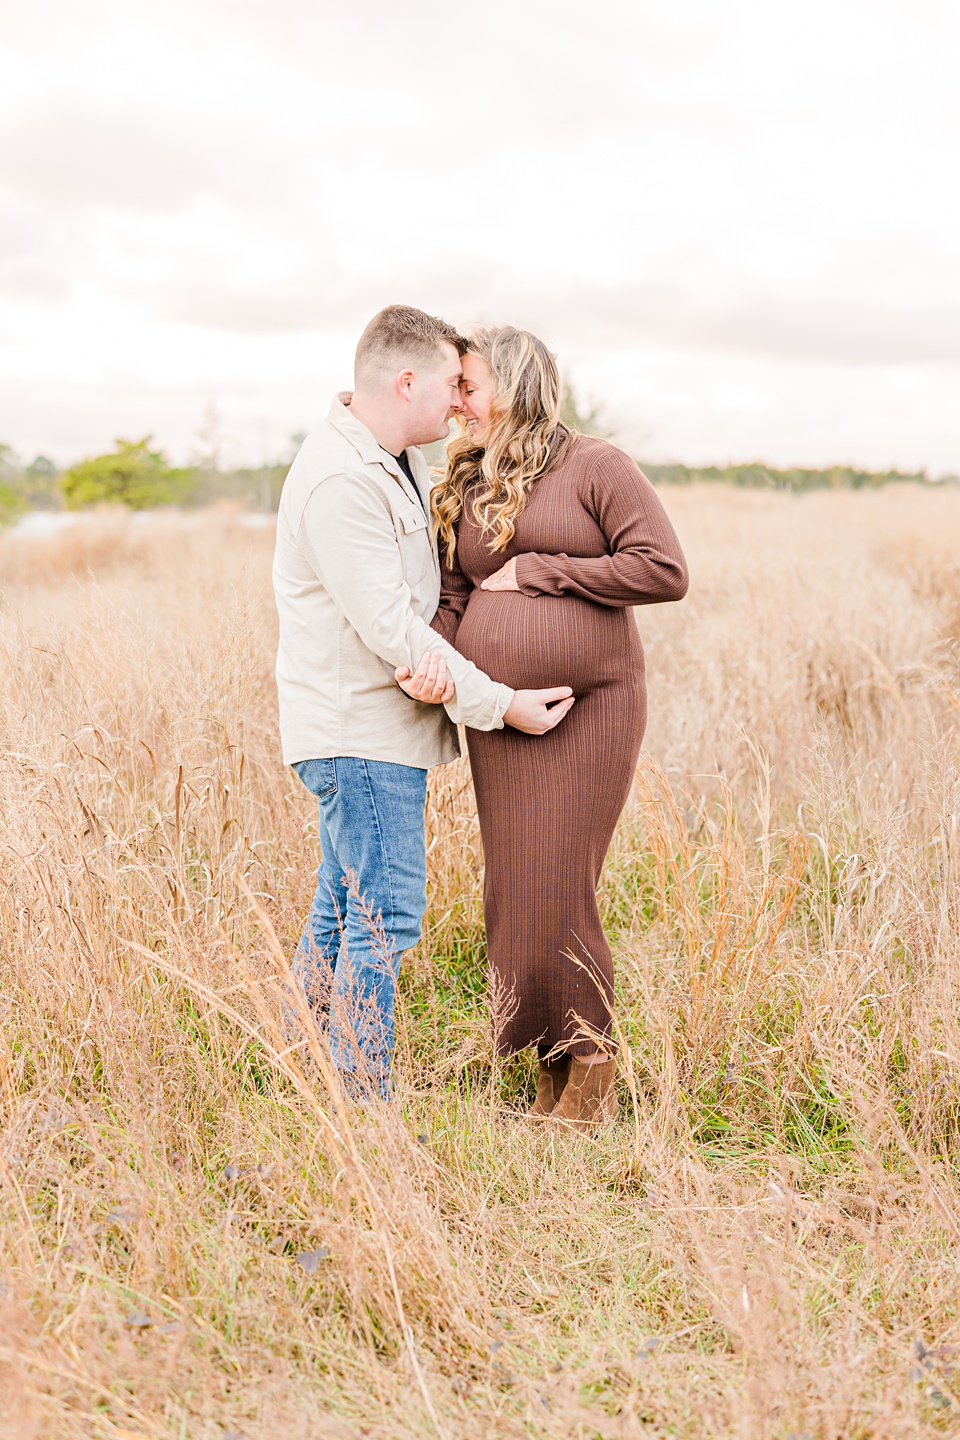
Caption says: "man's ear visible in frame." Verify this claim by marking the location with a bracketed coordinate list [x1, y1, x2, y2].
[397, 368, 415, 402]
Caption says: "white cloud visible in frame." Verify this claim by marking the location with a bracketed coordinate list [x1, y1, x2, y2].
[0, 0, 958, 469]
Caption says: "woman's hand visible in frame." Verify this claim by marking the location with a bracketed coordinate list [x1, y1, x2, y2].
[480, 556, 519, 592]
[504, 687, 575, 733]
[395, 652, 456, 705]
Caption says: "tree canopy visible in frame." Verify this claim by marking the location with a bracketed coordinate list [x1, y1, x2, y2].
[60, 437, 191, 510]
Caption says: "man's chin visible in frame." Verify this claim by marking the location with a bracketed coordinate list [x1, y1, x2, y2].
[416, 423, 453, 447]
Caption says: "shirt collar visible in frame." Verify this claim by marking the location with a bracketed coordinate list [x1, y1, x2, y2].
[328, 391, 431, 504]
[328, 392, 394, 468]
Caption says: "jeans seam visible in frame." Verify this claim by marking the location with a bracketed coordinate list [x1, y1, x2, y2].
[317, 801, 344, 942]
[358, 757, 397, 972]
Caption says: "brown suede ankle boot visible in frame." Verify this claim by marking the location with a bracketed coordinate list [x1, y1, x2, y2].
[550, 1057, 618, 1131]
[530, 1055, 572, 1117]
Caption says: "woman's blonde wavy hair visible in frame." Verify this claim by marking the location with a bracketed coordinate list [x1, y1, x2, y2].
[431, 325, 576, 564]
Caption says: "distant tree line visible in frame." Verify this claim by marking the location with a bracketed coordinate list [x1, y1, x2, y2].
[0, 437, 293, 521]
[633, 461, 953, 491]
[557, 387, 957, 492]
[0, 402, 956, 526]
[0, 444, 60, 522]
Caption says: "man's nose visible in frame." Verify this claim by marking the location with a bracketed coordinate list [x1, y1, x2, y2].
[449, 390, 464, 412]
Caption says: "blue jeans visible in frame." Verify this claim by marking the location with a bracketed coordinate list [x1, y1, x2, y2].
[291, 756, 428, 1097]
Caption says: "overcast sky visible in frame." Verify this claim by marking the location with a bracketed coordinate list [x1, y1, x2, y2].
[1, 0, 958, 471]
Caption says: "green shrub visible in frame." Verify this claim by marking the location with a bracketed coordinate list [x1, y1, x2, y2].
[0, 479, 26, 527]
[0, 446, 25, 525]
[60, 437, 193, 510]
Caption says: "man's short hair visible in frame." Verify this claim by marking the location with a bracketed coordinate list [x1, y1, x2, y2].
[355, 305, 467, 385]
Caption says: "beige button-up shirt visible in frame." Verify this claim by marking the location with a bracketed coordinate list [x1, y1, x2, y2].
[273, 394, 514, 768]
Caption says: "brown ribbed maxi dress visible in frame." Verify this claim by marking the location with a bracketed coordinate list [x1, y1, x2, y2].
[431, 436, 689, 1058]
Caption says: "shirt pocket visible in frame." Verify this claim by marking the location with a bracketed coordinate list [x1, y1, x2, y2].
[398, 504, 428, 535]
[396, 504, 433, 583]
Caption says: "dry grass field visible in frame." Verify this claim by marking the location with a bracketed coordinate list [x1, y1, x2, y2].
[1, 485, 960, 1439]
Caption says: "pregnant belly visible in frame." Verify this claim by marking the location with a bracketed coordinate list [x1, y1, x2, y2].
[455, 589, 643, 695]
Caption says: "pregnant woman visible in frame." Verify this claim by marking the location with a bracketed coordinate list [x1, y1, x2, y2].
[430, 326, 688, 1129]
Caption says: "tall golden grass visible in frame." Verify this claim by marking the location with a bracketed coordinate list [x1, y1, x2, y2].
[1, 487, 959, 1439]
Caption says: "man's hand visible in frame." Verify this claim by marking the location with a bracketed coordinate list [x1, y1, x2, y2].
[395, 651, 456, 705]
[480, 556, 520, 592]
[504, 687, 575, 734]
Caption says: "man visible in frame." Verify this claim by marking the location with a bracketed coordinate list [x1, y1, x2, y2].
[273, 304, 574, 1096]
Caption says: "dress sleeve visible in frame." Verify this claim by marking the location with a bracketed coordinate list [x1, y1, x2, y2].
[430, 535, 473, 645]
[513, 445, 689, 608]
